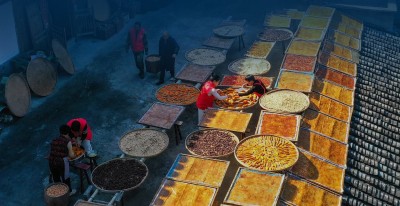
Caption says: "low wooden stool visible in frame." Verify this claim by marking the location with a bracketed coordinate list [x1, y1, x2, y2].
[87, 155, 98, 172]
[72, 162, 91, 194]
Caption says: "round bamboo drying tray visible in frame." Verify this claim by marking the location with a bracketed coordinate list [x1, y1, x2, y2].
[228, 58, 271, 75]
[155, 83, 200, 106]
[52, 39, 75, 74]
[5, 73, 31, 117]
[213, 25, 244, 38]
[185, 129, 239, 158]
[185, 48, 226, 66]
[26, 58, 57, 96]
[259, 89, 310, 114]
[91, 158, 148, 193]
[258, 28, 293, 42]
[214, 88, 259, 111]
[119, 128, 169, 158]
[234, 135, 299, 172]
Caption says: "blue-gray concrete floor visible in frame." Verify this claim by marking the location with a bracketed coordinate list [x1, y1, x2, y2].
[0, 0, 308, 205]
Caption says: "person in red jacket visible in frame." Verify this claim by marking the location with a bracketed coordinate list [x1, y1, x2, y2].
[67, 118, 93, 154]
[196, 74, 228, 123]
[126, 22, 148, 79]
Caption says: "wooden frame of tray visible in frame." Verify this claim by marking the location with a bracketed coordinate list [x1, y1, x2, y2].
[155, 83, 200, 106]
[150, 178, 218, 206]
[199, 108, 252, 133]
[285, 39, 321, 57]
[274, 70, 315, 93]
[300, 109, 350, 144]
[259, 89, 310, 114]
[185, 48, 226, 66]
[288, 149, 345, 194]
[165, 153, 230, 187]
[74, 200, 106, 206]
[318, 51, 357, 77]
[322, 41, 360, 63]
[138, 102, 185, 130]
[224, 167, 285, 206]
[326, 30, 361, 51]
[118, 128, 169, 158]
[315, 65, 357, 90]
[245, 41, 276, 59]
[293, 26, 327, 42]
[91, 158, 148, 193]
[175, 63, 215, 83]
[255, 111, 301, 141]
[234, 135, 299, 172]
[280, 53, 317, 74]
[258, 28, 293, 42]
[228, 57, 271, 75]
[185, 128, 239, 158]
[280, 173, 343, 206]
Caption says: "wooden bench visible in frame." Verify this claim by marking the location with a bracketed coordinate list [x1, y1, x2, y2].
[72, 162, 92, 194]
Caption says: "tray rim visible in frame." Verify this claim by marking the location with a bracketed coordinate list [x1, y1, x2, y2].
[234, 134, 299, 172]
[184, 128, 239, 158]
[138, 102, 185, 130]
[118, 128, 169, 158]
[155, 83, 200, 106]
[198, 108, 253, 133]
[185, 48, 227, 66]
[165, 153, 230, 188]
[91, 157, 149, 193]
[274, 69, 315, 93]
[255, 111, 301, 142]
[150, 178, 218, 206]
[224, 167, 285, 206]
[259, 89, 310, 114]
[228, 57, 272, 75]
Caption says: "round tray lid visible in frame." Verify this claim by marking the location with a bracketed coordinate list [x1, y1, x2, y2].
[26, 58, 57, 96]
[258, 28, 293, 42]
[213, 25, 244, 38]
[119, 128, 169, 157]
[91, 158, 149, 193]
[185, 128, 239, 158]
[52, 39, 75, 74]
[235, 135, 299, 172]
[259, 89, 310, 113]
[228, 58, 271, 75]
[185, 48, 226, 66]
[5, 73, 31, 117]
[156, 83, 200, 106]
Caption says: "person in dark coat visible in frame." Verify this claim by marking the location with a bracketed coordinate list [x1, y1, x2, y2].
[157, 31, 180, 85]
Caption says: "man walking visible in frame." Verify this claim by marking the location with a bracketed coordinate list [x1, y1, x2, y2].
[126, 22, 148, 79]
[157, 31, 179, 85]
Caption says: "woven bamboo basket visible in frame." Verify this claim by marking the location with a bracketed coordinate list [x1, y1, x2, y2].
[155, 83, 200, 106]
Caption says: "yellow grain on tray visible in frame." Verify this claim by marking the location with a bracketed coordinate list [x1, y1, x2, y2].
[246, 41, 274, 58]
[336, 23, 361, 38]
[235, 135, 298, 171]
[281, 176, 342, 206]
[332, 31, 360, 50]
[300, 16, 330, 29]
[319, 53, 356, 76]
[200, 109, 252, 133]
[295, 27, 325, 41]
[276, 70, 313, 92]
[287, 40, 321, 56]
[326, 43, 353, 60]
[301, 109, 349, 143]
[312, 79, 354, 106]
[309, 92, 351, 122]
[266, 15, 291, 28]
[156, 84, 200, 105]
[290, 151, 345, 194]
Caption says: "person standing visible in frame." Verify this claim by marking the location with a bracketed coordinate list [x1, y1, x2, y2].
[157, 31, 179, 85]
[126, 22, 148, 79]
[48, 125, 76, 196]
[196, 74, 228, 123]
[67, 118, 93, 154]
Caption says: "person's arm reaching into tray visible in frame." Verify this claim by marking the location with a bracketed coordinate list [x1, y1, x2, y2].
[210, 89, 228, 100]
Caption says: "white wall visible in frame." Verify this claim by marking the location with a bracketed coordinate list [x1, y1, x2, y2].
[0, 1, 19, 64]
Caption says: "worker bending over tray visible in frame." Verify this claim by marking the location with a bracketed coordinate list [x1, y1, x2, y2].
[238, 75, 267, 97]
[67, 118, 94, 155]
[196, 74, 228, 123]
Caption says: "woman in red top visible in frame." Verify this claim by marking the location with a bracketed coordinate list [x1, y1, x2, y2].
[196, 74, 228, 123]
[67, 118, 93, 154]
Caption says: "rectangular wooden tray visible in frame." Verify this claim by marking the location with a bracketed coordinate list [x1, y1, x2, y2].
[289, 150, 345, 194]
[175, 63, 215, 83]
[301, 109, 350, 143]
[327, 30, 361, 51]
[203, 36, 235, 50]
[245, 41, 275, 59]
[318, 52, 357, 77]
[138, 102, 185, 129]
[315, 65, 356, 90]
[224, 167, 285, 206]
[309, 91, 353, 123]
[199, 108, 252, 133]
[264, 15, 291, 28]
[275, 70, 315, 93]
[322, 41, 359, 63]
[150, 179, 217, 206]
[280, 174, 342, 206]
[306, 5, 335, 18]
[297, 128, 348, 167]
[286, 39, 321, 57]
[166, 154, 230, 188]
[299, 16, 331, 29]
[294, 27, 326, 42]
[280, 54, 317, 73]
[219, 75, 273, 88]
[312, 79, 354, 107]
[255, 111, 301, 141]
